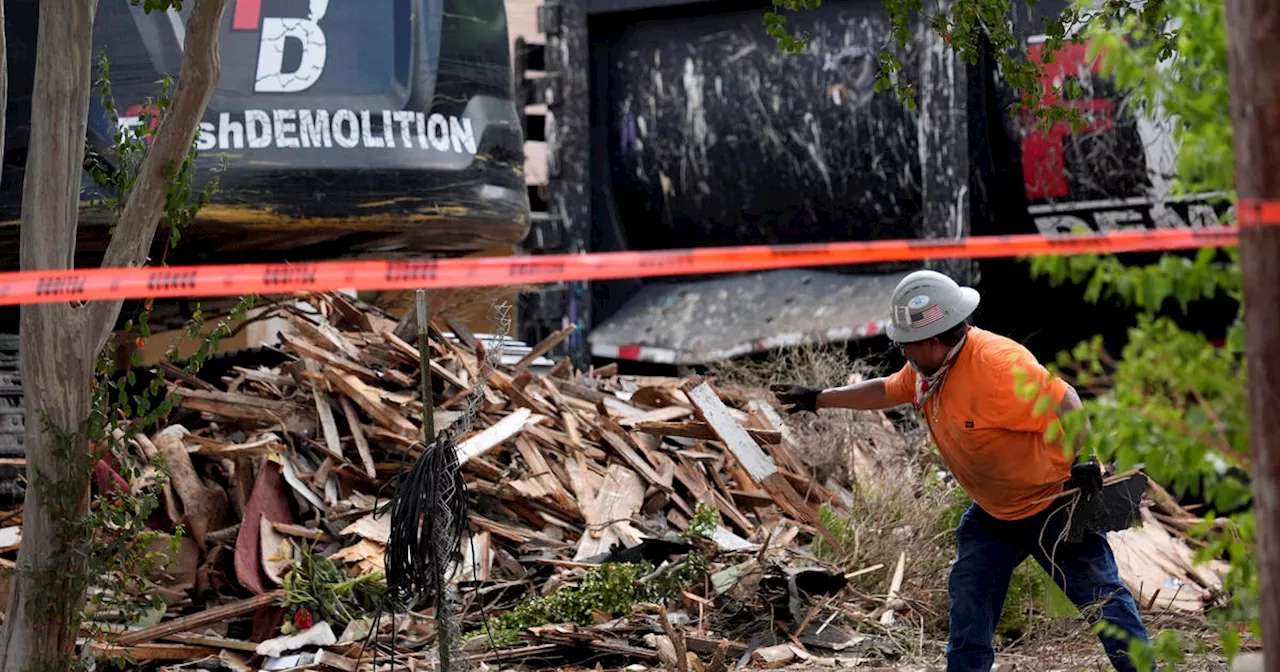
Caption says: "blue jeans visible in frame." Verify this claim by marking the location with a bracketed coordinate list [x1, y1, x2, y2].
[947, 502, 1153, 672]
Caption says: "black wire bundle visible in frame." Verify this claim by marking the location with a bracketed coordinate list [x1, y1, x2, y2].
[379, 433, 469, 606]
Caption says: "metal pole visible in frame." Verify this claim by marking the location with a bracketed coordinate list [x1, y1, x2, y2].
[1226, 2, 1280, 669]
[415, 289, 456, 672]
[416, 290, 434, 442]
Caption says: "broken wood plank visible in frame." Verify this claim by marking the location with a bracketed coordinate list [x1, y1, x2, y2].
[282, 331, 381, 381]
[573, 463, 646, 561]
[633, 420, 781, 446]
[513, 324, 577, 372]
[617, 405, 695, 426]
[382, 330, 470, 391]
[92, 642, 219, 661]
[548, 357, 573, 378]
[323, 369, 418, 436]
[113, 592, 283, 646]
[684, 382, 832, 544]
[515, 435, 579, 515]
[340, 396, 378, 479]
[457, 407, 536, 464]
[683, 383, 778, 482]
[289, 312, 365, 361]
[170, 387, 301, 426]
[594, 422, 672, 493]
[307, 362, 346, 461]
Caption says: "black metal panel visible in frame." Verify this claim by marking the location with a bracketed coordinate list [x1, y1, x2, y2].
[597, 0, 925, 255]
[918, 0, 971, 283]
[521, 0, 594, 368]
[587, 0, 720, 15]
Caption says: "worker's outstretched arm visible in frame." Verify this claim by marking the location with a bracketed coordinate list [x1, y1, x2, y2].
[817, 378, 899, 411]
[771, 377, 900, 413]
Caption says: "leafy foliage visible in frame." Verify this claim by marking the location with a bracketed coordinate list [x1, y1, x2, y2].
[764, 0, 823, 53]
[677, 500, 720, 542]
[131, 0, 186, 13]
[91, 55, 227, 251]
[281, 543, 388, 630]
[478, 562, 669, 646]
[1083, 0, 1233, 195]
[23, 53, 250, 667]
[473, 548, 711, 648]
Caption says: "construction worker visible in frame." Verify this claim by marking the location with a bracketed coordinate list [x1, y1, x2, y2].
[772, 269, 1153, 672]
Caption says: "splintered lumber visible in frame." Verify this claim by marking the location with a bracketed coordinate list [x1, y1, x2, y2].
[289, 313, 363, 361]
[684, 382, 834, 547]
[514, 324, 578, 373]
[572, 463, 646, 560]
[515, 435, 579, 515]
[324, 368, 418, 436]
[595, 415, 673, 493]
[114, 592, 283, 646]
[458, 407, 535, 464]
[381, 330, 470, 391]
[618, 405, 695, 426]
[171, 388, 301, 426]
[92, 643, 220, 662]
[683, 383, 778, 482]
[282, 331, 381, 382]
[340, 396, 377, 478]
[633, 420, 781, 446]
[306, 361, 346, 461]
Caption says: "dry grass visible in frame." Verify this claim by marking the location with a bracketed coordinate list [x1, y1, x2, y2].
[811, 464, 969, 637]
[706, 342, 930, 487]
[704, 341, 877, 391]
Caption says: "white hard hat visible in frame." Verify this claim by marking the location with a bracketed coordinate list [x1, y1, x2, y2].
[885, 270, 980, 343]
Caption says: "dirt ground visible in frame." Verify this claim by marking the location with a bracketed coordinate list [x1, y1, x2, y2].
[744, 628, 1234, 672]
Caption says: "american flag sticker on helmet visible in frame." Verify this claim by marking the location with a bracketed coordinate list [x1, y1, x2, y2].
[911, 303, 944, 327]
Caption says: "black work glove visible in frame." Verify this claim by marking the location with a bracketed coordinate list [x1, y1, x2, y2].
[770, 384, 823, 414]
[1068, 461, 1104, 500]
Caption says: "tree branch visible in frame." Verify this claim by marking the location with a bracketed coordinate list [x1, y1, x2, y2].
[88, 0, 227, 344]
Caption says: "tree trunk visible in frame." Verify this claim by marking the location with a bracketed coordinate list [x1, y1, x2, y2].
[0, 0, 226, 666]
[1225, 1, 1280, 669]
[0, 0, 7, 189]
[88, 0, 226, 345]
[1, 0, 102, 668]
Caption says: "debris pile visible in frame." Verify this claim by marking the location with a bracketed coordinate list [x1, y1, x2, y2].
[0, 292, 1235, 669]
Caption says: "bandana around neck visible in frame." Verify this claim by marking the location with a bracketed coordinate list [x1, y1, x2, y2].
[913, 333, 968, 410]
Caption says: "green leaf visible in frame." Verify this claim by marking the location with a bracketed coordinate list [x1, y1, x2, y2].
[1032, 393, 1053, 416]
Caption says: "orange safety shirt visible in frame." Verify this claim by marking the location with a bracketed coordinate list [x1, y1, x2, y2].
[884, 327, 1073, 521]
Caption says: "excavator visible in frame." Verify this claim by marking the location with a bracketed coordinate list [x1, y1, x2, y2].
[0, 0, 532, 474]
[0, 0, 531, 326]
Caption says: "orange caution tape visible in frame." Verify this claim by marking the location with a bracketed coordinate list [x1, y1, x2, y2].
[0, 226, 1240, 307]
[1236, 199, 1280, 228]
